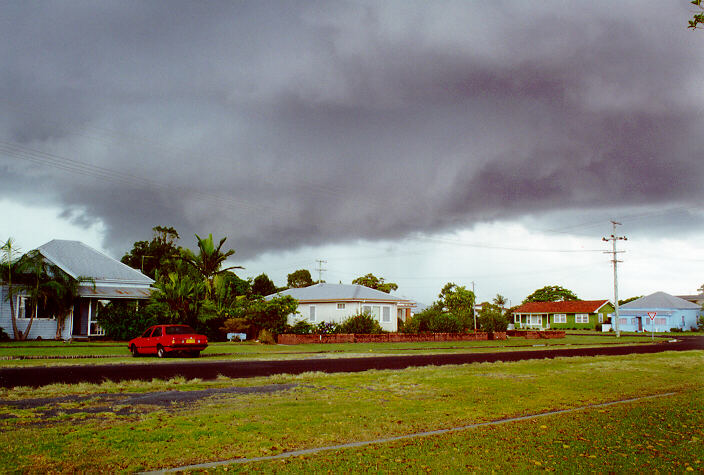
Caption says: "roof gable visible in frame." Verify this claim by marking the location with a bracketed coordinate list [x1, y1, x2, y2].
[269, 283, 407, 303]
[620, 291, 700, 310]
[512, 300, 611, 314]
[37, 240, 153, 286]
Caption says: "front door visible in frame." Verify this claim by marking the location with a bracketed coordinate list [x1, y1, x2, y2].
[637, 317, 643, 332]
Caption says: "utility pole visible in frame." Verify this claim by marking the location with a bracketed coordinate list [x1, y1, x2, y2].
[471, 281, 477, 331]
[603, 221, 627, 338]
[315, 259, 327, 283]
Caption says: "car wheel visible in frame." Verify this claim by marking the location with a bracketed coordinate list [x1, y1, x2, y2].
[130, 345, 140, 357]
[157, 346, 166, 358]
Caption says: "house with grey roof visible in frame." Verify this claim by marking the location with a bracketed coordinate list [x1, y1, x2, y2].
[1, 240, 153, 340]
[618, 291, 702, 332]
[268, 283, 414, 332]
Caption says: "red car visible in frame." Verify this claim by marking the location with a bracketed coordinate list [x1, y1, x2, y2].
[128, 325, 208, 358]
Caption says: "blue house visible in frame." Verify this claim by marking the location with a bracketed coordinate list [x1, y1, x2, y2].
[1, 240, 153, 340]
[618, 291, 701, 332]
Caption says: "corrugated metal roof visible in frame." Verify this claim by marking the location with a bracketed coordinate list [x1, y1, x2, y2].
[620, 291, 700, 310]
[78, 285, 153, 299]
[512, 300, 611, 314]
[268, 283, 408, 303]
[37, 240, 154, 285]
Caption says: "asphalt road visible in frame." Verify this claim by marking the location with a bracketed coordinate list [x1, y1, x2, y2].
[1, 336, 702, 388]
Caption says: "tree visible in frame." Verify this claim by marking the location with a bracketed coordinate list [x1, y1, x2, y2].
[181, 234, 242, 298]
[239, 295, 298, 336]
[149, 272, 206, 328]
[1, 238, 21, 339]
[437, 282, 475, 330]
[251, 273, 277, 297]
[287, 269, 314, 288]
[523, 285, 579, 303]
[11, 249, 47, 340]
[478, 302, 508, 334]
[689, 0, 703, 29]
[492, 294, 508, 308]
[121, 226, 182, 279]
[619, 296, 642, 306]
[352, 273, 398, 293]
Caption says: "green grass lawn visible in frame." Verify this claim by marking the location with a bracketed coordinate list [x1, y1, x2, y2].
[0, 351, 701, 472]
[0, 334, 663, 367]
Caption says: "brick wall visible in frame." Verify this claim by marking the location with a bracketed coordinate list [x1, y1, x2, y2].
[276, 332, 507, 345]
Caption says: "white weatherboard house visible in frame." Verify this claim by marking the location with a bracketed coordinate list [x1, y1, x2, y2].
[269, 283, 414, 332]
[618, 291, 702, 332]
[0, 240, 154, 340]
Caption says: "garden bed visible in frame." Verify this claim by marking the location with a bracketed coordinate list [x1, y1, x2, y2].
[506, 330, 566, 339]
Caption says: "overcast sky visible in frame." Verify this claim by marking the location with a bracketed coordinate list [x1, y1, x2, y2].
[2, 1, 703, 306]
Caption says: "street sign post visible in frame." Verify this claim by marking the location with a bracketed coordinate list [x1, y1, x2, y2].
[647, 312, 657, 341]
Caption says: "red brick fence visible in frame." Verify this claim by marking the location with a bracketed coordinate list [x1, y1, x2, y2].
[277, 332, 507, 345]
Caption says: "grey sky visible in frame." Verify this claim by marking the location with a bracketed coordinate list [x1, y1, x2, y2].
[1, 1, 703, 303]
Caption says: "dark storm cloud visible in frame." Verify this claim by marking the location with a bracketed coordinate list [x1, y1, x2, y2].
[1, 1, 702, 256]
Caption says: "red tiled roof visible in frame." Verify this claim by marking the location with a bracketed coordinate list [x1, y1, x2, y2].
[512, 300, 610, 314]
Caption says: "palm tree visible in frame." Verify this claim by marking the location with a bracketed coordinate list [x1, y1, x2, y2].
[11, 249, 46, 340]
[1, 238, 21, 339]
[151, 272, 205, 327]
[493, 294, 508, 308]
[181, 234, 243, 297]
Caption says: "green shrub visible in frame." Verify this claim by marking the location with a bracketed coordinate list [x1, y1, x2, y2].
[698, 315, 704, 332]
[340, 313, 384, 334]
[0, 327, 10, 341]
[427, 313, 462, 333]
[402, 307, 441, 333]
[669, 327, 682, 332]
[257, 329, 276, 344]
[478, 303, 508, 333]
[595, 324, 602, 332]
[96, 301, 158, 340]
[288, 320, 314, 334]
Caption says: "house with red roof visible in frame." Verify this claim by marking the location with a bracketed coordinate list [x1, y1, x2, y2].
[511, 300, 614, 330]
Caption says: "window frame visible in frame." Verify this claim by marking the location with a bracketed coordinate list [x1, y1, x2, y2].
[575, 313, 589, 324]
[553, 313, 566, 324]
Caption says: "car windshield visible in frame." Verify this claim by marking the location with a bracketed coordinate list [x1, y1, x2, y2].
[165, 326, 197, 335]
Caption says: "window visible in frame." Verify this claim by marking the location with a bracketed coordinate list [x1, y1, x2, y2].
[598, 313, 604, 323]
[337, 303, 345, 310]
[575, 314, 589, 324]
[15, 295, 54, 320]
[309, 306, 316, 322]
[553, 314, 566, 324]
[619, 318, 628, 325]
[363, 305, 381, 320]
[530, 315, 541, 326]
[514, 314, 520, 323]
[382, 307, 391, 323]
[653, 317, 667, 326]
[152, 327, 162, 337]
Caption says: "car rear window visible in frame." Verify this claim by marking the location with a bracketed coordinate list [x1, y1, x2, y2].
[165, 326, 197, 335]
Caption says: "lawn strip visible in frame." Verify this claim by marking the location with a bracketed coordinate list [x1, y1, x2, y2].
[0, 335, 662, 367]
[237, 388, 704, 474]
[150, 391, 680, 473]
